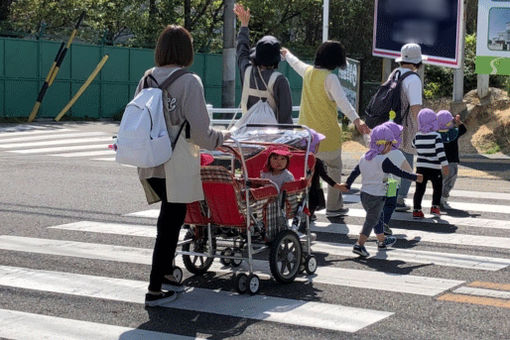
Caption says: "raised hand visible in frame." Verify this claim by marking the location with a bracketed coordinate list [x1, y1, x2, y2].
[234, 3, 250, 27]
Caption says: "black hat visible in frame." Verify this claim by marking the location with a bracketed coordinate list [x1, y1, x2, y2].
[250, 35, 281, 68]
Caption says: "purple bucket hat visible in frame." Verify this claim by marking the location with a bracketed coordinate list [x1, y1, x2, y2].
[309, 128, 325, 153]
[382, 121, 403, 149]
[364, 125, 396, 160]
[437, 110, 454, 131]
[418, 108, 439, 133]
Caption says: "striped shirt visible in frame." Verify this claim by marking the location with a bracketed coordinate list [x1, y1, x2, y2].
[412, 131, 448, 169]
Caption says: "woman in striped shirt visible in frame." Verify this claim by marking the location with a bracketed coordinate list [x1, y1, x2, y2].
[412, 108, 449, 218]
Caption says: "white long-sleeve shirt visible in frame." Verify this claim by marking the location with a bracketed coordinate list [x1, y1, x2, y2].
[285, 51, 359, 123]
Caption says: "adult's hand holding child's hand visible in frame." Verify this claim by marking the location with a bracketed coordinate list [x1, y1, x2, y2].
[442, 166, 449, 176]
[335, 183, 349, 193]
[416, 174, 423, 183]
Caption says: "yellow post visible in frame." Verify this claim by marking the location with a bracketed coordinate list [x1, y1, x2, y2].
[54, 55, 109, 122]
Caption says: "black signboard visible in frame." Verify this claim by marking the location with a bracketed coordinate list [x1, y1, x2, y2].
[372, 0, 463, 68]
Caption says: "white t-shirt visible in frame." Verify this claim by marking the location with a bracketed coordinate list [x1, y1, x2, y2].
[394, 67, 422, 106]
[386, 149, 406, 185]
[358, 154, 389, 196]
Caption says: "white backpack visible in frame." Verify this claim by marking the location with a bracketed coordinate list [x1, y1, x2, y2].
[115, 69, 188, 168]
[230, 66, 280, 132]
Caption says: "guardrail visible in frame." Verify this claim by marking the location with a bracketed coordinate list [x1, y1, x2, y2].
[208, 105, 301, 126]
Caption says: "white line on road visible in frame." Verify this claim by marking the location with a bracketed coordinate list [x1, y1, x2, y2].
[50, 221, 510, 271]
[0, 131, 108, 144]
[0, 235, 463, 296]
[0, 265, 393, 333]
[312, 221, 510, 250]
[0, 136, 113, 149]
[128, 208, 510, 231]
[51, 150, 116, 157]
[0, 128, 75, 137]
[0, 309, 201, 340]
[9, 144, 110, 154]
[342, 194, 510, 215]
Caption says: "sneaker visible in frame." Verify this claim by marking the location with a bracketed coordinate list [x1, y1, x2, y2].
[145, 290, 177, 307]
[162, 274, 185, 292]
[352, 244, 370, 257]
[412, 209, 425, 219]
[377, 236, 397, 249]
[383, 223, 393, 236]
[440, 198, 452, 210]
[395, 201, 411, 212]
[297, 230, 317, 242]
[326, 207, 349, 217]
[430, 206, 441, 216]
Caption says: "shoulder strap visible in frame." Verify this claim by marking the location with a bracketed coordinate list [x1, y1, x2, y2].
[241, 66, 252, 113]
[159, 68, 190, 90]
[397, 71, 419, 83]
[143, 74, 159, 89]
[257, 67, 278, 112]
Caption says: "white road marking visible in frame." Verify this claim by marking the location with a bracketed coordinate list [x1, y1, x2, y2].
[9, 144, 110, 154]
[0, 131, 108, 144]
[0, 136, 113, 149]
[0, 235, 463, 296]
[0, 127, 75, 137]
[0, 265, 393, 333]
[0, 309, 201, 340]
[51, 150, 115, 157]
[50, 221, 510, 271]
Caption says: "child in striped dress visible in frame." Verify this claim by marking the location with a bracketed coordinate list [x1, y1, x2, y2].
[412, 108, 449, 218]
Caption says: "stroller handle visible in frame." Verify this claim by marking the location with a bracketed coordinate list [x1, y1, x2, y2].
[245, 123, 306, 130]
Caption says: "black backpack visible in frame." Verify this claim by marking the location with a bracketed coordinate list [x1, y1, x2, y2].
[364, 70, 419, 128]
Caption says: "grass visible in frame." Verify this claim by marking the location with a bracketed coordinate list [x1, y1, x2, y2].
[484, 143, 501, 154]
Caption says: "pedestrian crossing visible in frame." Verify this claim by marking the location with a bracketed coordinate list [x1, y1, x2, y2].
[0, 125, 116, 161]
[1, 173, 509, 338]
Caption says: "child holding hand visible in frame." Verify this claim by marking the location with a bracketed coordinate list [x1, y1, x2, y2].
[437, 110, 467, 209]
[338, 125, 422, 257]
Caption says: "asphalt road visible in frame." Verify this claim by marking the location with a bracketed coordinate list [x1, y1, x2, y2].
[0, 121, 509, 340]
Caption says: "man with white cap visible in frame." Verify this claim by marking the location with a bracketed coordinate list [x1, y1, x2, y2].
[392, 43, 425, 212]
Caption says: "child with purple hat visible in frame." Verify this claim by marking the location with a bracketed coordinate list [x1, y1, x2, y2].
[412, 108, 449, 218]
[338, 125, 422, 257]
[436, 110, 466, 209]
[380, 121, 413, 235]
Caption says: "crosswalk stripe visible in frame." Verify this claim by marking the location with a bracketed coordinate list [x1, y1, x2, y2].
[312, 221, 510, 249]
[0, 131, 108, 144]
[452, 287, 510, 299]
[92, 157, 116, 161]
[50, 221, 510, 271]
[317, 208, 510, 231]
[9, 144, 110, 154]
[0, 136, 113, 149]
[0, 124, 65, 133]
[51, 150, 116, 157]
[0, 235, 463, 296]
[348, 183, 510, 201]
[0, 128, 75, 138]
[0, 309, 201, 340]
[0, 265, 393, 333]
[342, 194, 510, 214]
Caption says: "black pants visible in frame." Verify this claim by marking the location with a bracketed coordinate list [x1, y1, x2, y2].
[147, 178, 187, 292]
[413, 167, 443, 209]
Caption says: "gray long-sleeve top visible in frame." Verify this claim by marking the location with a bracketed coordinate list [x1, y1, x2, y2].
[236, 27, 293, 124]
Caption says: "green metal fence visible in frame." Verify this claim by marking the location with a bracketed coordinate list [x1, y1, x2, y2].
[0, 37, 305, 119]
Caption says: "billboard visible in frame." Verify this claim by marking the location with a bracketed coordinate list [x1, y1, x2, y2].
[476, 0, 510, 75]
[372, 0, 464, 68]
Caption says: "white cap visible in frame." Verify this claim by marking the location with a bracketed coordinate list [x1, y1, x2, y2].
[395, 43, 426, 64]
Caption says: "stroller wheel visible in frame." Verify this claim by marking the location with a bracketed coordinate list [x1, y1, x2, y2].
[304, 255, 318, 275]
[248, 274, 260, 295]
[172, 266, 183, 284]
[231, 248, 243, 267]
[269, 230, 302, 283]
[182, 231, 215, 275]
[220, 248, 233, 266]
[234, 273, 248, 294]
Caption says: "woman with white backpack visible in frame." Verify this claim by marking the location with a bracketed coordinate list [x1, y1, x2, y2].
[135, 25, 229, 307]
[234, 3, 293, 125]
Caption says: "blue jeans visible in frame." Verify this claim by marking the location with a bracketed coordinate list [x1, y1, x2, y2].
[397, 151, 414, 202]
[383, 189, 399, 225]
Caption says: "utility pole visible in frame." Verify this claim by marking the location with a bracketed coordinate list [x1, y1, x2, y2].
[451, 0, 467, 115]
[322, 0, 329, 42]
[222, 0, 236, 108]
